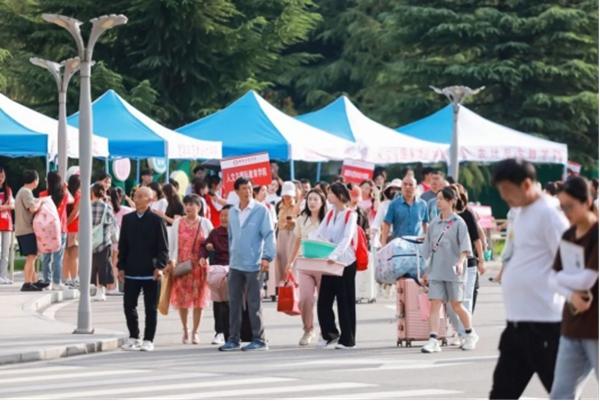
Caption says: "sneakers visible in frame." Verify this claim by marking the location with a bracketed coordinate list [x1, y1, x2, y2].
[461, 331, 479, 351]
[299, 331, 314, 346]
[0, 277, 13, 285]
[449, 335, 464, 347]
[334, 343, 356, 350]
[192, 333, 200, 345]
[94, 287, 106, 302]
[21, 283, 42, 292]
[317, 336, 339, 349]
[242, 340, 268, 351]
[121, 338, 142, 351]
[211, 333, 226, 346]
[140, 340, 154, 352]
[106, 288, 121, 296]
[421, 337, 442, 353]
[219, 341, 241, 352]
[34, 280, 50, 289]
[50, 283, 65, 291]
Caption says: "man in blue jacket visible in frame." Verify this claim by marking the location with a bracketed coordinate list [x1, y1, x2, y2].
[219, 177, 275, 352]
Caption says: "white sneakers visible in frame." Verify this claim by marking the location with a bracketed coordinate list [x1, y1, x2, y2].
[0, 277, 13, 285]
[50, 283, 66, 291]
[334, 343, 356, 350]
[121, 338, 154, 352]
[140, 341, 154, 352]
[211, 333, 225, 345]
[421, 337, 442, 353]
[449, 335, 464, 347]
[94, 287, 106, 302]
[461, 331, 479, 351]
[299, 331, 314, 346]
[317, 336, 338, 349]
[121, 338, 142, 351]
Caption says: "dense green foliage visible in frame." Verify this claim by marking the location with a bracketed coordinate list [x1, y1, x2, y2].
[0, 0, 597, 181]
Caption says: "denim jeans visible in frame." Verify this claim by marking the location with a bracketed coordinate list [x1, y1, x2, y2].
[550, 336, 598, 400]
[42, 233, 67, 284]
[447, 266, 477, 336]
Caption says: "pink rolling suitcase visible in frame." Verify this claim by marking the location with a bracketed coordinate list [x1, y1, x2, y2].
[395, 236, 452, 347]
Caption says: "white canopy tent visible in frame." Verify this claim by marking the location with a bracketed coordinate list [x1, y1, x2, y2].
[0, 92, 109, 159]
[297, 96, 449, 164]
[399, 104, 568, 165]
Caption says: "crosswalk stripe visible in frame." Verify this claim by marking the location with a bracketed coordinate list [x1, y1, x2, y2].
[0, 369, 145, 385]
[134, 382, 374, 400]
[0, 372, 217, 396]
[0, 365, 80, 377]
[286, 389, 461, 399]
[14, 376, 295, 399]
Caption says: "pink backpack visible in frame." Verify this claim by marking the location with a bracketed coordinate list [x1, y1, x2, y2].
[33, 198, 62, 253]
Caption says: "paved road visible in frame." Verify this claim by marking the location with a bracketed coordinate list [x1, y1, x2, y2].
[2, 278, 597, 399]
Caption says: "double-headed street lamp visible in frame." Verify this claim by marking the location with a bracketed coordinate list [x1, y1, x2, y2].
[29, 57, 80, 180]
[42, 13, 127, 334]
[430, 85, 485, 181]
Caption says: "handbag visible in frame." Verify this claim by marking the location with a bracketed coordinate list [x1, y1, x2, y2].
[173, 220, 202, 277]
[91, 205, 107, 251]
[277, 272, 301, 316]
[158, 272, 172, 315]
[207, 265, 229, 302]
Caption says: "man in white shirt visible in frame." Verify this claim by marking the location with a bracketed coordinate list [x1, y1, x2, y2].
[490, 159, 569, 399]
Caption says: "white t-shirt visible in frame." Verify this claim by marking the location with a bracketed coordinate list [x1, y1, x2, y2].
[150, 198, 168, 214]
[501, 194, 569, 322]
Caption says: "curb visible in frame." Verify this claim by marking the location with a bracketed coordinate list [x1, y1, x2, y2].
[1, 289, 127, 366]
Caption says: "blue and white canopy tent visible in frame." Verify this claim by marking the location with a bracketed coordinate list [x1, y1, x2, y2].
[176, 91, 360, 178]
[0, 92, 109, 160]
[398, 104, 568, 165]
[297, 96, 448, 164]
[68, 90, 221, 181]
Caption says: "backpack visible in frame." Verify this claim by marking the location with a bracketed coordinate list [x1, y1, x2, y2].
[326, 209, 369, 271]
[33, 198, 62, 253]
[92, 205, 107, 251]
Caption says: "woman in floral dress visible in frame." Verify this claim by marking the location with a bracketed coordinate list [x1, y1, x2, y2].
[167, 194, 210, 344]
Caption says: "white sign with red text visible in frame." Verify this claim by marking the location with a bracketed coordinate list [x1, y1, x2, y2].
[220, 152, 272, 196]
[341, 160, 375, 184]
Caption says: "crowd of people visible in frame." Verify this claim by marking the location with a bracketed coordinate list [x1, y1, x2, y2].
[0, 159, 597, 398]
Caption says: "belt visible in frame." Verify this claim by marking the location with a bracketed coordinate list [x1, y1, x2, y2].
[507, 321, 561, 329]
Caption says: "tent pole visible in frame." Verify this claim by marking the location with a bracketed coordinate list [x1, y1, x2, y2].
[316, 162, 322, 182]
[45, 155, 50, 176]
[105, 157, 109, 175]
[136, 159, 141, 185]
[165, 158, 170, 184]
[290, 159, 295, 180]
[449, 103, 460, 181]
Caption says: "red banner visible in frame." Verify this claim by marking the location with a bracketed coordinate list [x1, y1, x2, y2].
[220, 152, 272, 197]
[341, 160, 375, 184]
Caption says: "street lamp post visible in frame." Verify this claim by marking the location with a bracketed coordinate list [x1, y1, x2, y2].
[42, 13, 127, 334]
[30, 57, 80, 180]
[430, 85, 485, 181]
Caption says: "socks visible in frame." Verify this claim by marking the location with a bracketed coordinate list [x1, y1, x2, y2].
[465, 328, 472, 334]
[429, 333, 438, 339]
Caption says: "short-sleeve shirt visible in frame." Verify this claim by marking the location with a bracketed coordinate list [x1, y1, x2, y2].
[553, 222, 598, 339]
[458, 208, 480, 259]
[0, 187, 13, 231]
[384, 196, 429, 238]
[67, 190, 81, 233]
[15, 187, 37, 236]
[293, 214, 320, 241]
[422, 213, 472, 282]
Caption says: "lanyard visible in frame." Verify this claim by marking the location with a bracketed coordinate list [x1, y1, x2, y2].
[432, 218, 454, 253]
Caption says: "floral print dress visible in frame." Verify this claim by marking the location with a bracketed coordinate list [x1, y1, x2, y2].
[170, 218, 209, 309]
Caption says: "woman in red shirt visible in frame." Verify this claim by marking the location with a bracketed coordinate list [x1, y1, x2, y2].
[0, 167, 14, 284]
[64, 174, 80, 288]
[39, 172, 73, 289]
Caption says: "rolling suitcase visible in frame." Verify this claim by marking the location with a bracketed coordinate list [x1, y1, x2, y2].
[396, 236, 451, 347]
[356, 247, 376, 303]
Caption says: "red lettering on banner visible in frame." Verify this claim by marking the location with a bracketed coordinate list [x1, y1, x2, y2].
[220, 153, 272, 197]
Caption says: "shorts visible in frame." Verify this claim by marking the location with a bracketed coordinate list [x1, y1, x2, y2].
[67, 233, 79, 248]
[17, 233, 37, 256]
[429, 280, 464, 302]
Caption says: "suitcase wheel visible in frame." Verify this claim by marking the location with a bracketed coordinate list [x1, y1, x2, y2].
[271, 295, 276, 302]
[441, 338, 448, 346]
[406, 341, 412, 348]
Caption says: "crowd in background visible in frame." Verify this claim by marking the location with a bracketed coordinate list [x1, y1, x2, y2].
[0, 159, 597, 398]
